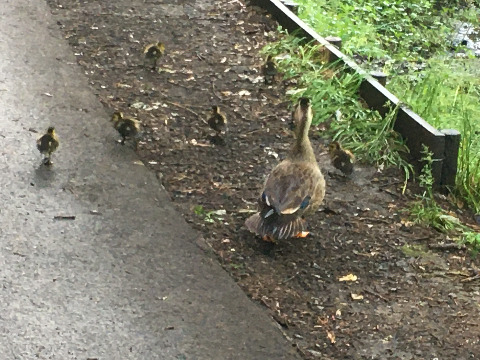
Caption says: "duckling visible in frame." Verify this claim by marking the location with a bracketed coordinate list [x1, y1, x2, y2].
[328, 141, 355, 176]
[37, 126, 59, 166]
[262, 55, 277, 85]
[208, 105, 228, 140]
[111, 111, 141, 148]
[144, 42, 165, 70]
[245, 97, 326, 242]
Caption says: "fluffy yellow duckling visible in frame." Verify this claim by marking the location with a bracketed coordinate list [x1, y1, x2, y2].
[208, 105, 228, 138]
[144, 42, 165, 70]
[245, 98, 326, 242]
[37, 126, 59, 166]
[111, 111, 141, 148]
[262, 55, 277, 85]
[328, 141, 355, 176]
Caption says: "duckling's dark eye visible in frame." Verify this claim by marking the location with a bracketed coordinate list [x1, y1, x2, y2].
[289, 121, 295, 131]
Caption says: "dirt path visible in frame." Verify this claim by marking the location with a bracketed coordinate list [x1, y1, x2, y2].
[46, 0, 480, 358]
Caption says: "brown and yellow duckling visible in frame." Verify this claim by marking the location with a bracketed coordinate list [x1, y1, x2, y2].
[37, 126, 59, 166]
[328, 141, 355, 176]
[111, 111, 141, 148]
[245, 97, 326, 242]
[262, 55, 278, 85]
[208, 105, 228, 142]
[144, 42, 165, 70]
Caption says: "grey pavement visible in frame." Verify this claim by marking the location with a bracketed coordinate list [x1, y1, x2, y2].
[0, 1, 300, 359]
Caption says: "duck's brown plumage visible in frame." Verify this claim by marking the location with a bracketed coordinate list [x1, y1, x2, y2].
[329, 141, 355, 176]
[245, 97, 326, 241]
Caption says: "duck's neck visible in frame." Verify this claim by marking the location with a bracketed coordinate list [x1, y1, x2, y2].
[289, 116, 316, 162]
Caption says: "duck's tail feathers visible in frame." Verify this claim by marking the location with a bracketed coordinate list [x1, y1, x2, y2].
[245, 212, 307, 241]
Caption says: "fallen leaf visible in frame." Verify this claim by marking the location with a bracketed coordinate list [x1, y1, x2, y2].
[307, 350, 322, 357]
[115, 83, 132, 88]
[326, 330, 336, 344]
[339, 274, 357, 282]
[351, 293, 364, 300]
[237, 90, 251, 96]
[158, 68, 177, 74]
[131, 101, 146, 109]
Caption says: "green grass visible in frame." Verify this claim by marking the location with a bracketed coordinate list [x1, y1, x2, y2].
[409, 145, 480, 253]
[295, 0, 479, 62]
[389, 58, 480, 212]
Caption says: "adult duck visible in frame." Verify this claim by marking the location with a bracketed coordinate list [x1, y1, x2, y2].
[245, 97, 326, 242]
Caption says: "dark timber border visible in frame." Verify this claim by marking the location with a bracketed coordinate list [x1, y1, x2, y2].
[250, 0, 461, 188]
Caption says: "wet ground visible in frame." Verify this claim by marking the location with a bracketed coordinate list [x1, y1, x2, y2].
[44, 0, 480, 358]
[0, 1, 301, 359]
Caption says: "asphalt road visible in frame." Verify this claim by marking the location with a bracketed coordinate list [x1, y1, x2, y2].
[0, 1, 300, 359]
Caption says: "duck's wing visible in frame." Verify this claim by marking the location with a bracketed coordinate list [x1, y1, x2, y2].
[262, 160, 323, 216]
[37, 134, 52, 152]
[144, 44, 155, 54]
[50, 136, 59, 151]
[36, 135, 44, 148]
[119, 119, 141, 136]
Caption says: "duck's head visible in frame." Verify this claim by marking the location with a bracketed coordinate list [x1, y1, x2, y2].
[111, 111, 124, 122]
[292, 97, 312, 136]
[298, 97, 310, 107]
[47, 126, 55, 134]
[328, 141, 341, 153]
[211, 105, 220, 113]
[156, 42, 165, 53]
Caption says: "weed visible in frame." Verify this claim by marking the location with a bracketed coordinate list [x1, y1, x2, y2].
[461, 231, 480, 255]
[409, 145, 455, 232]
[390, 59, 480, 212]
[193, 205, 226, 223]
[408, 145, 480, 253]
